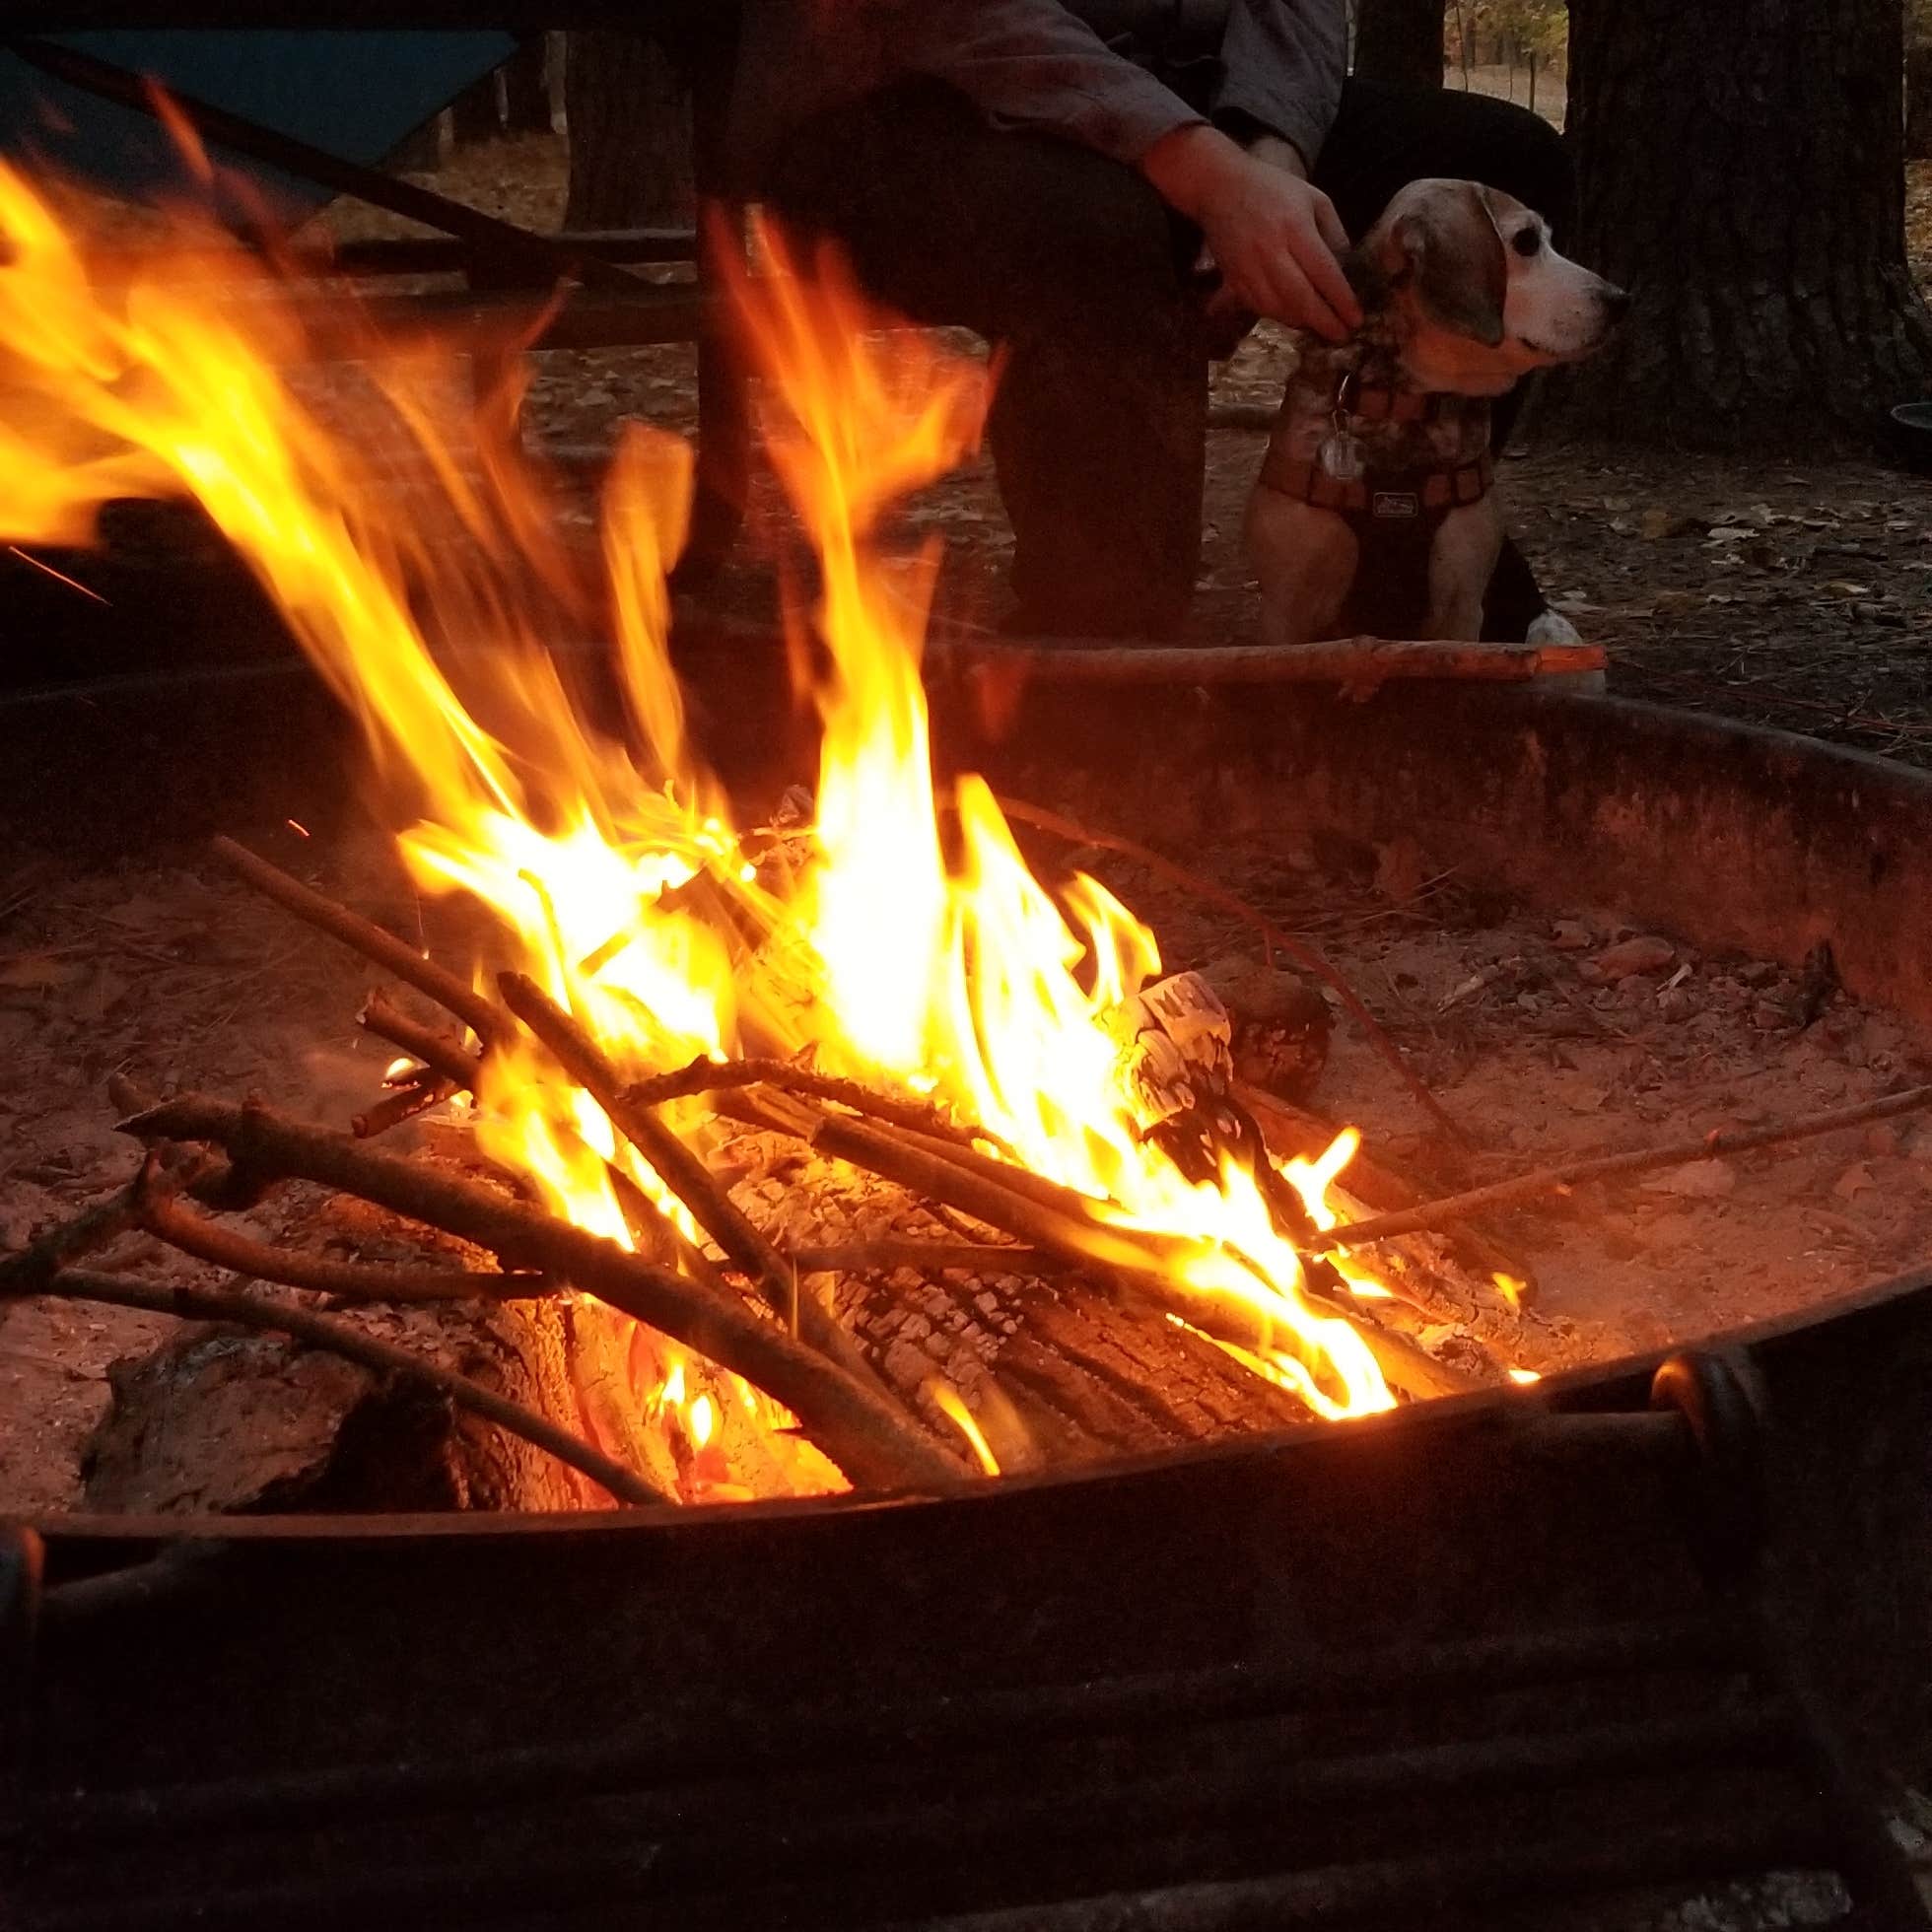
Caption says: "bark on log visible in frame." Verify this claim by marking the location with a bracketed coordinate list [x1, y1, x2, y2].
[82, 1289, 595, 1514]
[825, 1256, 1318, 1474]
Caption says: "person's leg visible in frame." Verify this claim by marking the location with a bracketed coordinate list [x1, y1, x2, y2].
[761, 82, 1207, 639]
[1311, 82, 1574, 641]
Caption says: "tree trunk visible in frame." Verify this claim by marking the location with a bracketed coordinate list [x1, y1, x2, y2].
[503, 35, 554, 137]
[449, 71, 503, 148]
[564, 32, 696, 230]
[1909, 41, 1932, 161]
[1547, 0, 1932, 449]
[1351, 0, 1445, 91]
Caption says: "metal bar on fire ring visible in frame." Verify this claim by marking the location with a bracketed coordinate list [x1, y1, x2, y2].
[33, 1611, 1753, 1840]
[1, 34, 651, 296]
[905, 1804, 1841, 1932]
[19, 1791, 1843, 1932]
[433, 1706, 1806, 1893]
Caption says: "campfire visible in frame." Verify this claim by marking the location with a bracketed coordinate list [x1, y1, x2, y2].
[3, 161, 1926, 1514]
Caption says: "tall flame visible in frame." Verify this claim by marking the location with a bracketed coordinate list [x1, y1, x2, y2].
[0, 168, 1394, 1499]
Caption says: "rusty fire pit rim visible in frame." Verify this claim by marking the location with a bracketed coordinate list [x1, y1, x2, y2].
[23, 1264, 1932, 1553]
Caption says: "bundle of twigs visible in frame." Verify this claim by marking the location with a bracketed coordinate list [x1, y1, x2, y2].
[10, 829, 1920, 1514]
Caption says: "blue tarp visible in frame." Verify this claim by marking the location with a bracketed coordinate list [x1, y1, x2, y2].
[0, 32, 518, 224]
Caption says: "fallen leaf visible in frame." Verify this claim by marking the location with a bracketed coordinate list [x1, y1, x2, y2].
[1587, 934, 1677, 981]
[0, 950, 86, 992]
[1645, 1160, 1737, 1200]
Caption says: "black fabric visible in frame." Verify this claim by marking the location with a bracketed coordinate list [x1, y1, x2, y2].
[761, 74, 1573, 641]
[1337, 493, 1443, 640]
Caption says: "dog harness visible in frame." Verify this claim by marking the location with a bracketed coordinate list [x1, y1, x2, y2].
[1255, 375, 1497, 639]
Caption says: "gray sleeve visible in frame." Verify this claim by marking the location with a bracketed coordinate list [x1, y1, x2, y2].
[895, 1, 1208, 165]
[1213, 0, 1347, 171]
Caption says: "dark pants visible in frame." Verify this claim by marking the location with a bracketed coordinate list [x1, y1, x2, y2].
[765, 78, 1573, 640]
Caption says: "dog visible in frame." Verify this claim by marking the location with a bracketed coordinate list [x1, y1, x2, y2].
[1243, 178, 1627, 650]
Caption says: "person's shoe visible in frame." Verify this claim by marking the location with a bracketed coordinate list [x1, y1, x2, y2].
[1526, 606, 1607, 693]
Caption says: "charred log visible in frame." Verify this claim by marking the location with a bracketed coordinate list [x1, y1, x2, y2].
[80, 1289, 594, 1514]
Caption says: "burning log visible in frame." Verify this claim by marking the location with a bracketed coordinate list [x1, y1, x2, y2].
[497, 971, 902, 1400]
[721, 1086, 1485, 1404]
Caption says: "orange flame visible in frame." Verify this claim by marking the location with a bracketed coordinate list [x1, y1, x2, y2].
[0, 168, 1401, 1500]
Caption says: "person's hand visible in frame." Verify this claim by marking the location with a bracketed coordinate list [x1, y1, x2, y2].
[1142, 125, 1359, 343]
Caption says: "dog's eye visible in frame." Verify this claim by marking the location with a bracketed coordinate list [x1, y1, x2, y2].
[1512, 228, 1543, 257]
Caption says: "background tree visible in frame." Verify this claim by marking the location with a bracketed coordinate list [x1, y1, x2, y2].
[1910, 0, 1932, 163]
[1546, 0, 1932, 450]
[1351, 0, 1445, 92]
[502, 38, 554, 138]
[563, 33, 694, 230]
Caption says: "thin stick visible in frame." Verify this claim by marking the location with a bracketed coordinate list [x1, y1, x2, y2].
[211, 836, 499, 1049]
[598, 1157, 730, 1292]
[0, 1150, 210, 1297]
[352, 1075, 452, 1139]
[1324, 1083, 1932, 1252]
[497, 972, 889, 1399]
[139, 1192, 552, 1303]
[359, 993, 481, 1091]
[624, 1055, 1008, 1155]
[791, 1240, 1049, 1276]
[1233, 1080, 1538, 1311]
[118, 1094, 965, 1491]
[39, 1268, 664, 1509]
[990, 795, 1467, 1144]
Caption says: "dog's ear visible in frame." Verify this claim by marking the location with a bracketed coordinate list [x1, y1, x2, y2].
[1394, 183, 1508, 348]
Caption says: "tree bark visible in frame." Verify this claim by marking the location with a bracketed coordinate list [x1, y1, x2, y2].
[1909, 40, 1932, 161]
[564, 32, 696, 230]
[1546, 0, 1932, 449]
[1351, 0, 1445, 92]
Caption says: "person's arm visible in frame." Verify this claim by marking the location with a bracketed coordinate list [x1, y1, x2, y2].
[892, 0, 1208, 166]
[893, 0, 1357, 338]
[1139, 122, 1357, 339]
[1213, 0, 1349, 178]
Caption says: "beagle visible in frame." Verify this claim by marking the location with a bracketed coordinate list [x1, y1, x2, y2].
[1243, 178, 1627, 650]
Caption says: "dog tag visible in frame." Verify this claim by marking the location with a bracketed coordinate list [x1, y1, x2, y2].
[1317, 430, 1365, 482]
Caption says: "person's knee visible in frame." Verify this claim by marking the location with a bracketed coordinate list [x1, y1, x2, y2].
[1005, 148, 1195, 344]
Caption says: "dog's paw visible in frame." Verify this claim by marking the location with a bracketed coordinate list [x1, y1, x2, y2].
[1525, 607, 1584, 648]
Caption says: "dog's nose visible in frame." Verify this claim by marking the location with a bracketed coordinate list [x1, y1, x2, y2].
[1601, 283, 1632, 323]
